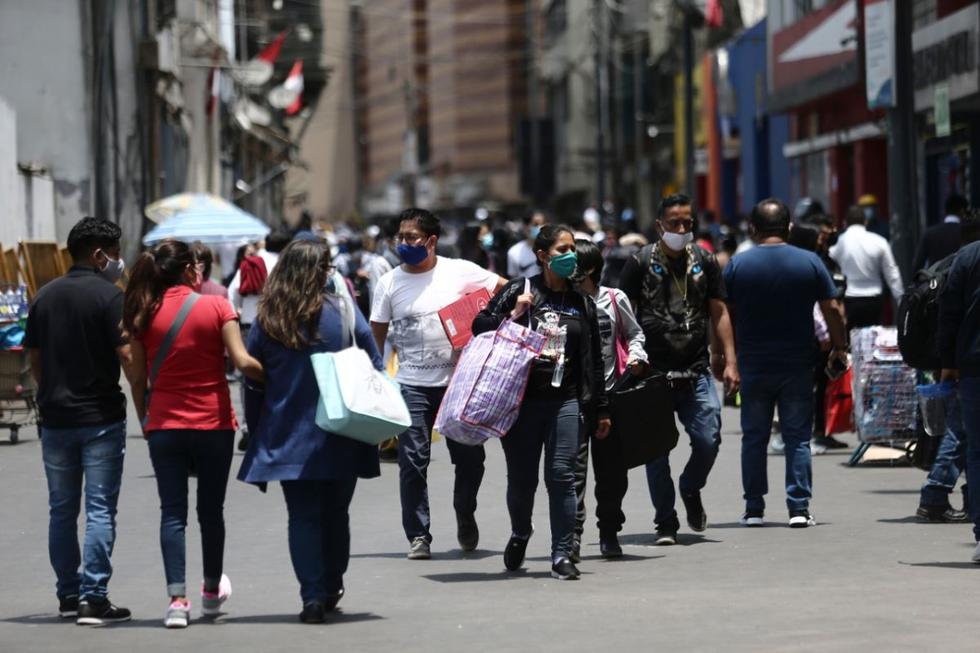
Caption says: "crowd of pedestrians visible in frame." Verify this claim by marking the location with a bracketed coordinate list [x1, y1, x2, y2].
[22, 193, 980, 627]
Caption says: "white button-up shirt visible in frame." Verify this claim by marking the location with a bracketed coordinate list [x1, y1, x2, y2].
[829, 225, 903, 300]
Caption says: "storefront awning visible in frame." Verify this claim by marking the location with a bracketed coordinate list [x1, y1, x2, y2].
[782, 121, 884, 158]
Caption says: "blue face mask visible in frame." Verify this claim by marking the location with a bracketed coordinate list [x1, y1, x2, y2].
[480, 233, 494, 250]
[397, 242, 429, 266]
[529, 225, 542, 240]
[548, 251, 577, 278]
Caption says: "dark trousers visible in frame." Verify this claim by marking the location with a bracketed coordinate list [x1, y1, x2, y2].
[147, 429, 234, 597]
[575, 422, 629, 538]
[503, 397, 582, 559]
[398, 384, 486, 543]
[844, 295, 885, 329]
[281, 478, 357, 605]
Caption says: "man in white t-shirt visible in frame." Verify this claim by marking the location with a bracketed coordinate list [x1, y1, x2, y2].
[371, 209, 506, 560]
[507, 210, 546, 278]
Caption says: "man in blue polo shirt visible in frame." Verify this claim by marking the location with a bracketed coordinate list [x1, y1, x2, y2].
[724, 199, 847, 528]
[25, 217, 133, 624]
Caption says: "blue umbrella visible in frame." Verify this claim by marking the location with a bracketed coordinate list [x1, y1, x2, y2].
[142, 193, 271, 246]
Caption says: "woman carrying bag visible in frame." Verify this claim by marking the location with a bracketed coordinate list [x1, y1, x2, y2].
[124, 240, 263, 628]
[237, 240, 383, 624]
[472, 224, 610, 580]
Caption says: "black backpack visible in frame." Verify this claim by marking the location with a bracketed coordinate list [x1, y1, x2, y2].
[897, 254, 956, 370]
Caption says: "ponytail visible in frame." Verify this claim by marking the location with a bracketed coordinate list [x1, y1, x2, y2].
[122, 240, 196, 338]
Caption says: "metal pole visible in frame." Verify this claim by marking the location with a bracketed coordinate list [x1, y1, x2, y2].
[887, 0, 918, 279]
[526, 0, 539, 204]
[594, 0, 606, 208]
[632, 34, 644, 213]
[683, 12, 695, 199]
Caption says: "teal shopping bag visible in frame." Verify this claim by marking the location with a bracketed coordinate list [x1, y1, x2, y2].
[311, 347, 411, 445]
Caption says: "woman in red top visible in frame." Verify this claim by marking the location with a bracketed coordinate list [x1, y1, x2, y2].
[123, 240, 262, 629]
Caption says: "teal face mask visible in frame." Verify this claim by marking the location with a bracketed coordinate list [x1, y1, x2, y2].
[548, 251, 577, 278]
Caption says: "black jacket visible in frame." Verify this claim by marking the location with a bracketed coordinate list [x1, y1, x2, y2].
[939, 240, 980, 378]
[914, 222, 961, 271]
[472, 275, 609, 417]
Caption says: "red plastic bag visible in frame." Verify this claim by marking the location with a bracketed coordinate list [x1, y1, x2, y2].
[825, 368, 854, 435]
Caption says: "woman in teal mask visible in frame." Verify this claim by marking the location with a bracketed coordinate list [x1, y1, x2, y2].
[472, 224, 610, 580]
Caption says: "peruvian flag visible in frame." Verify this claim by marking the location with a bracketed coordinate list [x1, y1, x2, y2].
[268, 59, 305, 115]
[705, 0, 723, 28]
[235, 30, 288, 87]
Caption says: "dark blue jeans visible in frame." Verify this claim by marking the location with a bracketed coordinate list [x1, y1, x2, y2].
[281, 478, 357, 604]
[398, 384, 485, 543]
[960, 378, 980, 541]
[502, 397, 582, 559]
[41, 420, 126, 601]
[645, 374, 722, 532]
[740, 369, 814, 514]
[147, 429, 234, 597]
[920, 394, 967, 508]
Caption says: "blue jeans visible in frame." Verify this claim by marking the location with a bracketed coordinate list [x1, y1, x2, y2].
[502, 397, 582, 559]
[147, 429, 234, 597]
[41, 420, 126, 601]
[740, 370, 814, 513]
[398, 385, 486, 542]
[645, 374, 721, 532]
[281, 478, 357, 604]
[960, 378, 980, 541]
[920, 394, 967, 508]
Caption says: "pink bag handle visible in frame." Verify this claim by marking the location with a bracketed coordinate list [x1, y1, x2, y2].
[607, 288, 629, 377]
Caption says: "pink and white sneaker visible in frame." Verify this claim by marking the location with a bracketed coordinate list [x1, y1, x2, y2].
[201, 574, 232, 616]
[164, 599, 191, 628]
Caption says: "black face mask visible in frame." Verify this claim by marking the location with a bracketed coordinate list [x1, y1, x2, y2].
[827, 232, 839, 248]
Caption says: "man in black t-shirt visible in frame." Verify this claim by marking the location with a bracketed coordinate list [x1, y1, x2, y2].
[24, 217, 132, 625]
[619, 194, 738, 544]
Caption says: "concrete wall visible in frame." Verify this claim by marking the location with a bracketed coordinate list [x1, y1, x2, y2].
[0, 98, 17, 247]
[0, 1, 91, 240]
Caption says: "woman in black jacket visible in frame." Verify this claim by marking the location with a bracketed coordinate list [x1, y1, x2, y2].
[472, 224, 610, 580]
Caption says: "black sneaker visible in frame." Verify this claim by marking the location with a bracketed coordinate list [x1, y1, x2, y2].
[76, 599, 131, 625]
[58, 595, 79, 618]
[599, 534, 623, 559]
[570, 536, 581, 563]
[323, 587, 344, 612]
[503, 534, 530, 571]
[813, 435, 849, 449]
[299, 601, 325, 624]
[456, 512, 479, 552]
[740, 510, 765, 527]
[551, 557, 580, 580]
[237, 431, 250, 452]
[916, 505, 969, 523]
[654, 528, 677, 545]
[681, 492, 708, 532]
[788, 510, 816, 528]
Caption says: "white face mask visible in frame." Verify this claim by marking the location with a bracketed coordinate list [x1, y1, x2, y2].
[97, 251, 125, 283]
[660, 230, 694, 251]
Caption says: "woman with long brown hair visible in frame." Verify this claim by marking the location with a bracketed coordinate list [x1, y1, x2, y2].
[237, 239, 383, 624]
[123, 239, 261, 629]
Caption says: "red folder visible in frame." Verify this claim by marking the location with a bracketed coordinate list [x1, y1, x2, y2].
[438, 288, 492, 350]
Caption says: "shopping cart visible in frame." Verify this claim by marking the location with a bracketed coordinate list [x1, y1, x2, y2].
[0, 348, 38, 443]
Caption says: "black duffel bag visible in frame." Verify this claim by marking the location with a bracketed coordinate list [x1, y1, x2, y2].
[607, 372, 678, 469]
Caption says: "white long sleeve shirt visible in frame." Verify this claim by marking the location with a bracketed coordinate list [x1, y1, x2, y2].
[829, 225, 903, 300]
[594, 286, 648, 391]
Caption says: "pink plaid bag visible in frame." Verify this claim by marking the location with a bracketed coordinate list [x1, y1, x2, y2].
[435, 314, 546, 446]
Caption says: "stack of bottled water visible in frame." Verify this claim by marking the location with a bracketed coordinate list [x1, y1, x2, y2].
[0, 285, 28, 323]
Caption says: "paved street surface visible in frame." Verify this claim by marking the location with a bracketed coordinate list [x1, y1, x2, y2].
[1, 385, 977, 653]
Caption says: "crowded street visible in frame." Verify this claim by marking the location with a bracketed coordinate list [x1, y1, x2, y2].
[0, 383, 976, 652]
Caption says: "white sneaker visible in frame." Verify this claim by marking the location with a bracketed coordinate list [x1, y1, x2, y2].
[768, 433, 785, 454]
[810, 440, 827, 455]
[164, 599, 190, 628]
[201, 574, 232, 616]
[788, 512, 816, 528]
[972, 542, 980, 564]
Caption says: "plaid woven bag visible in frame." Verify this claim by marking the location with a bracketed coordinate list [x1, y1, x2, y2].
[435, 317, 546, 446]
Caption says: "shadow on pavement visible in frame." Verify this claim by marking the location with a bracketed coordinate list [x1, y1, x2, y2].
[877, 516, 924, 524]
[576, 554, 664, 563]
[218, 610, 383, 625]
[421, 570, 557, 583]
[865, 489, 919, 495]
[615, 533, 722, 546]
[898, 561, 980, 570]
[349, 549, 502, 561]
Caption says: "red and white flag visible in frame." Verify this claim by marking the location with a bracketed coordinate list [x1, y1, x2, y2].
[269, 59, 304, 115]
[705, 0, 723, 28]
[235, 30, 288, 87]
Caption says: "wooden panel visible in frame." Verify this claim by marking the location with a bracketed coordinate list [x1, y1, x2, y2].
[19, 241, 63, 295]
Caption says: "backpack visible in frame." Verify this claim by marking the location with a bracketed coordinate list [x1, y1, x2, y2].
[238, 255, 268, 296]
[897, 254, 956, 370]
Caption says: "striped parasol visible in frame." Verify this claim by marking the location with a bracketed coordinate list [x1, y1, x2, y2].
[142, 193, 271, 246]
